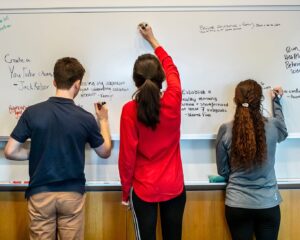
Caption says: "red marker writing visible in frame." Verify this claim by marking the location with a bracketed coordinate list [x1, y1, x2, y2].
[11, 181, 22, 184]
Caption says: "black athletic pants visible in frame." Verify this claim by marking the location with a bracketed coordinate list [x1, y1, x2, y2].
[225, 205, 281, 240]
[130, 188, 186, 240]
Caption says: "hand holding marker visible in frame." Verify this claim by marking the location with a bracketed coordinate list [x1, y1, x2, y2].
[94, 101, 108, 122]
[97, 101, 106, 110]
[139, 22, 148, 30]
[272, 86, 283, 99]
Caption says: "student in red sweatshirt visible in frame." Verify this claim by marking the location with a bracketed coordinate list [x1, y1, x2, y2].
[118, 23, 186, 240]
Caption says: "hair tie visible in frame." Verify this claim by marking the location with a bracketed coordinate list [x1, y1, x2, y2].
[242, 103, 249, 108]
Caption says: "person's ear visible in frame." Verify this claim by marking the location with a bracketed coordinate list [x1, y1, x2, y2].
[53, 80, 57, 87]
[74, 79, 81, 90]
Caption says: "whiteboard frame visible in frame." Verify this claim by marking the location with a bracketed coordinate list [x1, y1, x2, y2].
[1, 179, 300, 190]
[1, 5, 300, 14]
[1, 134, 300, 141]
[1, 0, 300, 9]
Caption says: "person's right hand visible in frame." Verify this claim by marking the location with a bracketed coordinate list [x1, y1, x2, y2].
[138, 22, 160, 49]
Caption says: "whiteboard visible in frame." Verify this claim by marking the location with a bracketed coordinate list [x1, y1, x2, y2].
[1, 9, 300, 139]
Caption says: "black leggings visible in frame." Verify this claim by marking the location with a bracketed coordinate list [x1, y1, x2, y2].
[225, 205, 281, 240]
[130, 189, 186, 240]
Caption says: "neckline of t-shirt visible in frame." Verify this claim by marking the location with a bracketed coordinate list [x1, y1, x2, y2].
[49, 96, 74, 104]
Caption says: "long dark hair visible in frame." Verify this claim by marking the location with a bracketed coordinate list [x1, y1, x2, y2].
[231, 79, 267, 170]
[132, 54, 165, 130]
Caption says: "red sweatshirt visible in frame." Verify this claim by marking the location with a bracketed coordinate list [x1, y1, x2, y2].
[118, 46, 184, 202]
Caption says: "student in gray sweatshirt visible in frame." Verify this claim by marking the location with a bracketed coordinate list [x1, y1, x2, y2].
[216, 79, 288, 240]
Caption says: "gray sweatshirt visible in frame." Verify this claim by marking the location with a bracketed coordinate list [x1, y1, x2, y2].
[216, 98, 288, 209]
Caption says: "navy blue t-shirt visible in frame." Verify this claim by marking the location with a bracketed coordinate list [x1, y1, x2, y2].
[11, 97, 104, 198]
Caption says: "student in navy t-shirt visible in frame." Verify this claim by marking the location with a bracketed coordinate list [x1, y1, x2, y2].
[4, 57, 111, 239]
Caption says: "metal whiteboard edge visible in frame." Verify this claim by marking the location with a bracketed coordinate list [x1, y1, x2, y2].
[1, 5, 300, 14]
[1, 133, 300, 141]
[1, 179, 299, 185]
[1, 0, 300, 8]
[1, 180, 300, 191]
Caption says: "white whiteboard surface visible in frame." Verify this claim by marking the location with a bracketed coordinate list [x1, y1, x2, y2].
[1, 9, 300, 138]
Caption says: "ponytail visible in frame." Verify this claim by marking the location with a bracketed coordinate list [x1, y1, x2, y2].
[231, 107, 257, 169]
[230, 79, 267, 170]
[132, 53, 165, 130]
[134, 79, 161, 130]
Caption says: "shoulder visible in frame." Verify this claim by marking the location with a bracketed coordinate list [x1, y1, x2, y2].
[76, 105, 94, 116]
[121, 100, 136, 116]
[22, 100, 50, 116]
[120, 101, 137, 127]
[216, 121, 233, 144]
[28, 100, 49, 109]
[74, 106, 97, 124]
[218, 121, 233, 134]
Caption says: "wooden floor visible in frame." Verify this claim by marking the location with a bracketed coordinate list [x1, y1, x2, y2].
[0, 190, 299, 239]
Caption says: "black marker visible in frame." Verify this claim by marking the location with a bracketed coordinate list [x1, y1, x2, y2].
[97, 102, 106, 110]
[272, 89, 282, 99]
[140, 23, 148, 30]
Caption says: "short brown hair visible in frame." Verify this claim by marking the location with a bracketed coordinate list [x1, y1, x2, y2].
[54, 57, 85, 89]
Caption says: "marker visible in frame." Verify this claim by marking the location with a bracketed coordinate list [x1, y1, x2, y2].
[272, 89, 282, 99]
[11, 181, 22, 184]
[139, 23, 148, 30]
[97, 102, 106, 110]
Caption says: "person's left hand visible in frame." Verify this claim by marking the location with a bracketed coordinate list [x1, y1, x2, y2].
[94, 102, 108, 121]
[121, 201, 131, 210]
[271, 86, 283, 99]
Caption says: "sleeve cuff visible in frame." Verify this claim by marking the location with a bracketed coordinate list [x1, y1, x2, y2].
[122, 192, 129, 202]
[10, 133, 27, 143]
[273, 96, 281, 104]
[90, 137, 104, 149]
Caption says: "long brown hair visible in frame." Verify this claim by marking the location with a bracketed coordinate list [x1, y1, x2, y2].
[132, 54, 165, 130]
[231, 79, 267, 170]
